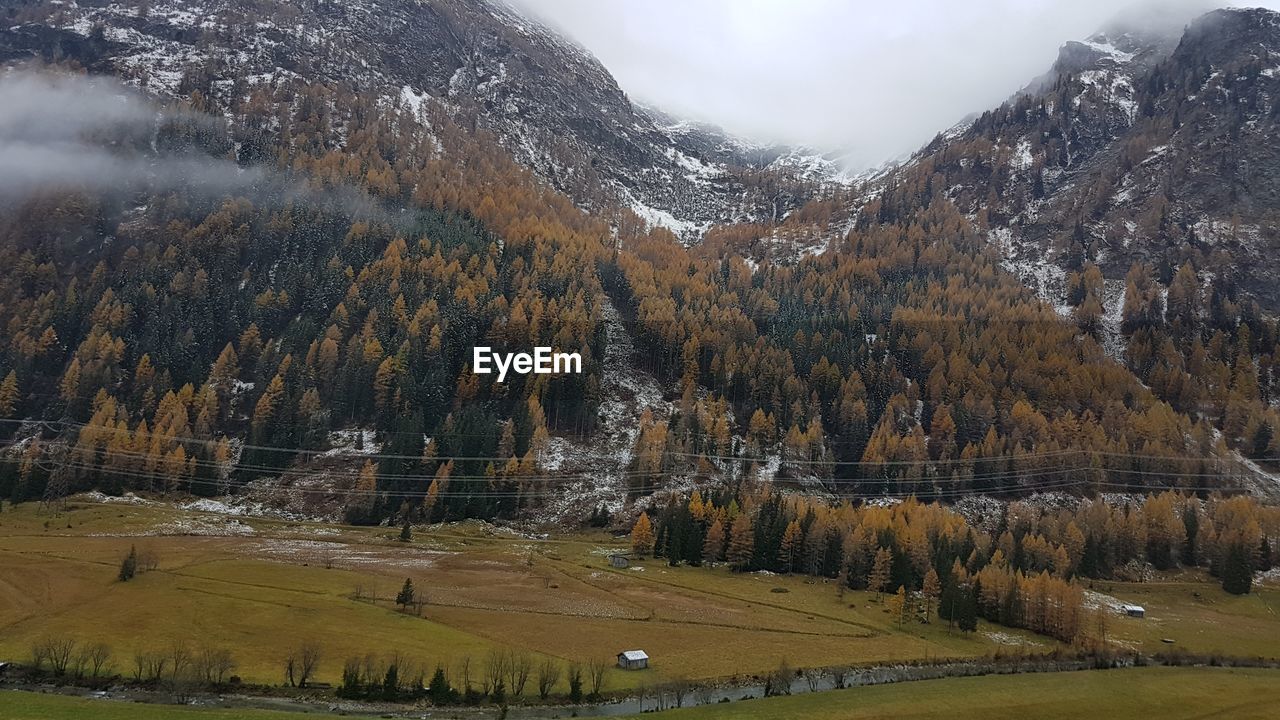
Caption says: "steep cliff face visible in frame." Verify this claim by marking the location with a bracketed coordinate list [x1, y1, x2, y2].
[0, 0, 841, 239]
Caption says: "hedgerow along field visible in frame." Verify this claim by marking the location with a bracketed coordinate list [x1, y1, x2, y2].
[5, 666, 1280, 720]
[0, 498, 1277, 695]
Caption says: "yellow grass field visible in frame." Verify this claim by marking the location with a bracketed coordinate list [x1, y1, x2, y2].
[0, 497, 1277, 698]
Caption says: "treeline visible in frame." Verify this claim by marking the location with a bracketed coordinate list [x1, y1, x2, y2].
[22, 631, 612, 707]
[337, 649, 608, 706]
[27, 636, 241, 691]
[634, 489, 1278, 641]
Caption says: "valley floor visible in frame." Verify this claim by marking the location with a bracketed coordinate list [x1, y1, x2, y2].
[0, 496, 1277, 717]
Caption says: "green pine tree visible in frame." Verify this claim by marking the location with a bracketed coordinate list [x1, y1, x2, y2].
[396, 577, 415, 609]
[118, 545, 138, 582]
[1222, 542, 1253, 595]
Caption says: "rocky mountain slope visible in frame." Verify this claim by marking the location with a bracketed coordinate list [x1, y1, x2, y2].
[0, 0, 841, 240]
[911, 7, 1280, 315]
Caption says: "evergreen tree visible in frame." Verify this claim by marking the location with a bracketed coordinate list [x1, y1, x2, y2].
[117, 545, 138, 582]
[427, 666, 455, 705]
[382, 662, 400, 699]
[396, 577, 416, 609]
[567, 662, 583, 704]
[1222, 542, 1253, 595]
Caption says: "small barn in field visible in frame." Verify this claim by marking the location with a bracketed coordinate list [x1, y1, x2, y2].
[617, 650, 649, 670]
[609, 553, 631, 568]
[1121, 604, 1145, 618]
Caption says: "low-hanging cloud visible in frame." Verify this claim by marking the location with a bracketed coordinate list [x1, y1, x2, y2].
[0, 70, 391, 223]
[0, 70, 273, 201]
[511, 0, 1279, 169]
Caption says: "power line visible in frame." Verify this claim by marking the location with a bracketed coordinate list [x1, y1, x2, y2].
[22, 417, 1277, 467]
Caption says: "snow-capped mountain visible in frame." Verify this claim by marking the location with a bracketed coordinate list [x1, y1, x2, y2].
[0, 0, 844, 240]
[905, 7, 1280, 314]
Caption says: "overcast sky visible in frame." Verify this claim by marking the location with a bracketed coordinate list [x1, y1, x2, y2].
[509, 0, 1278, 168]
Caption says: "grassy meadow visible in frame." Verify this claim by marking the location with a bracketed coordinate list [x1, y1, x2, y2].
[0, 496, 1277, 704]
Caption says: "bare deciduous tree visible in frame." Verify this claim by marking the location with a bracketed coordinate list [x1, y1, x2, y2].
[804, 667, 822, 692]
[168, 640, 192, 681]
[36, 637, 77, 676]
[535, 657, 561, 700]
[71, 647, 91, 679]
[284, 642, 322, 688]
[134, 650, 168, 682]
[508, 650, 532, 697]
[299, 642, 322, 688]
[483, 648, 508, 695]
[87, 642, 112, 678]
[458, 655, 473, 695]
[197, 646, 236, 685]
[586, 657, 607, 699]
[765, 659, 793, 697]
[668, 676, 692, 708]
[30, 639, 49, 671]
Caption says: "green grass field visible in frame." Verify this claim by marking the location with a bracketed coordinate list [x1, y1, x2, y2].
[619, 666, 1280, 720]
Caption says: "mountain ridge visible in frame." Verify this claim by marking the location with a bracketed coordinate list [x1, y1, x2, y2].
[0, 0, 846, 241]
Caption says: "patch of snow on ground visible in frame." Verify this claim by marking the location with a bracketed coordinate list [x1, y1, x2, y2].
[752, 455, 782, 485]
[623, 188, 709, 243]
[993, 229, 1067, 313]
[1012, 138, 1033, 171]
[152, 515, 255, 537]
[322, 428, 381, 457]
[241, 538, 452, 570]
[77, 491, 155, 506]
[1083, 589, 1129, 614]
[983, 631, 1045, 647]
